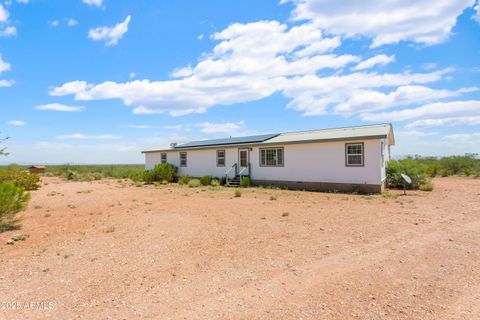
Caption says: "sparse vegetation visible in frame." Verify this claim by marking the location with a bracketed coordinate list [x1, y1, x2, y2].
[419, 182, 434, 191]
[210, 179, 220, 187]
[200, 175, 212, 186]
[240, 176, 251, 188]
[0, 182, 31, 232]
[0, 167, 40, 191]
[188, 179, 201, 188]
[387, 154, 479, 189]
[234, 189, 242, 197]
[270, 195, 277, 200]
[142, 163, 177, 183]
[178, 175, 191, 185]
[11, 234, 29, 241]
[382, 192, 399, 199]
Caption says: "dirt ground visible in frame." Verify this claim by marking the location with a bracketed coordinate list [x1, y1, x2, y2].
[0, 177, 479, 319]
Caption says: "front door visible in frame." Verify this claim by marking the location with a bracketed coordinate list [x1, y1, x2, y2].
[238, 149, 249, 172]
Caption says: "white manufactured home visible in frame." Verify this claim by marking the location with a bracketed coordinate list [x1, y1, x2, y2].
[142, 123, 395, 193]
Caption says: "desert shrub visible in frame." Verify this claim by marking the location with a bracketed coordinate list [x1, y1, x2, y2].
[419, 182, 433, 191]
[188, 179, 201, 188]
[386, 159, 428, 189]
[219, 176, 227, 186]
[200, 175, 212, 186]
[210, 179, 220, 187]
[0, 169, 40, 191]
[234, 189, 242, 197]
[240, 176, 251, 188]
[178, 175, 191, 185]
[440, 169, 452, 177]
[0, 182, 31, 232]
[143, 163, 177, 183]
[44, 164, 145, 180]
[440, 155, 478, 175]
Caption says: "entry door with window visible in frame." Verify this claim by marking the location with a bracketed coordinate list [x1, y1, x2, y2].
[238, 149, 249, 171]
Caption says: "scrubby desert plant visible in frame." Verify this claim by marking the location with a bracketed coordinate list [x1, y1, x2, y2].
[240, 176, 251, 188]
[219, 176, 227, 186]
[419, 182, 434, 191]
[0, 182, 31, 232]
[210, 179, 220, 187]
[386, 159, 428, 189]
[234, 189, 242, 197]
[178, 175, 191, 185]
[188, 179, 201, 188]
[0, 169, 40, 191]
[200, 175, 212, 186]
[143, 163, 177, 183]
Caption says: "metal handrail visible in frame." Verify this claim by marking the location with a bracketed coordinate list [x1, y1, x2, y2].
[225, 163, 237, 185]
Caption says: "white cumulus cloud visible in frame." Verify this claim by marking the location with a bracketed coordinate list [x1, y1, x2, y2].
[196, 121, 244, 133]
[8, 120, 26, 126]
[67, 19, 78, 27]
[352, 54, 395, 71]
[88, 16, 131, 46]
[0, 26, 16, 37]
[362, 100, 480, 122]
[0, 79, 14, 87]
[56, 134, 120, 140]
[82, 0, 103, 7]
[285, 0, 476, 47]
[35, 103, 84, 112]
[0, 54, 10, 74]
[407, 116, 480, 128]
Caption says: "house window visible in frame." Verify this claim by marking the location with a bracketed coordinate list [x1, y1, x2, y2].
[260, 147, 284, 167]
[161, 153, 167, 164]
[345, 143, 364, 167]
[180, 152, 187, 167]
[216, 150, 225, 167]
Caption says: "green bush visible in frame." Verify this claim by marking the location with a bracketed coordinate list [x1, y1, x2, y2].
[234, 189, 242, 197]
[178, 175, 191, 185]
[0, 182, 31, 232]
[440, 155, 478, 175]
[0, 169, 40, 191]
[240, 176, 251, 188]
[210, 179, 220, 187]
[219, 176, 227, 186]
[143, 163, 177, 183]
[200, 175, 212, 186]
[188, 179, 201, 188]
[419, 182, 433, 191]
[42, 164, 145, 180]
[386, 159, 428, 189]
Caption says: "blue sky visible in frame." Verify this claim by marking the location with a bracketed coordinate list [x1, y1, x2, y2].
[0, 0, 479, 164]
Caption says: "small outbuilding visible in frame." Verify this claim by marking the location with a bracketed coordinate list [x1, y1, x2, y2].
[29, 165, 46, 174]
[142, 123, 395, 193]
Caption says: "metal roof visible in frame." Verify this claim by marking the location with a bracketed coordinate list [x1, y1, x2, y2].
[174, 133, 280, 149]
[263, 123, 394, 145]
[141, 124, 394, 153]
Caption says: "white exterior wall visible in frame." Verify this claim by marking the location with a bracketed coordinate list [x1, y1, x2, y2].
[145, 148, 238, 178]
[144, 139, 384, 185]
[380, 138, 389, 182]
[250, 140, 382, 185]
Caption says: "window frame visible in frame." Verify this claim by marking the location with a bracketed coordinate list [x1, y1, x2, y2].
[216, 150, 226, 167]
[161, 153, 167, 164]
[179, 152, 187, 167]
[345, 142, 364, 167]
[259, 147, 284, 167]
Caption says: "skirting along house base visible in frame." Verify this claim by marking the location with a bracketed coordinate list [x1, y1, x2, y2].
[142, 124, 395, 193]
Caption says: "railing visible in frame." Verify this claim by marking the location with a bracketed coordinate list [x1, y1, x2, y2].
[225, 162, 250, 186]
[225, 163, 237, 186]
